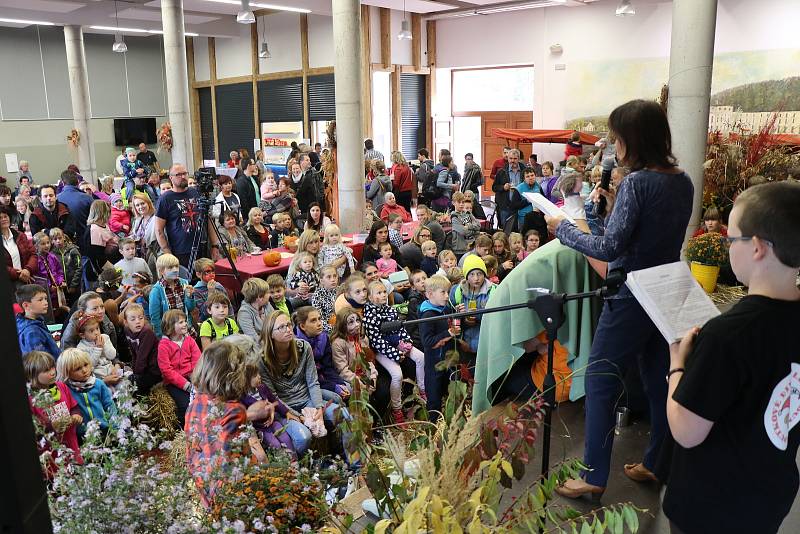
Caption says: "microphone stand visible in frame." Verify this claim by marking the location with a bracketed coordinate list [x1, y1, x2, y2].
[389, 271, 626, 477]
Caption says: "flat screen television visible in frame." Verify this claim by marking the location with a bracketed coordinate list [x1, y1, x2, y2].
[113, 117, 157, 146]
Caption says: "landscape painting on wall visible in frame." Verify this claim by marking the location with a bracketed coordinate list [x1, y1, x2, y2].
[564, 48, 800, 136]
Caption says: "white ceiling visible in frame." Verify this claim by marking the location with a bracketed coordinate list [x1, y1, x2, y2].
[0, 0, 644, 38]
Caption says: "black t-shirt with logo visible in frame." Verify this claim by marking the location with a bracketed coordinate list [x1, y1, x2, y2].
[664, 295, 800, 534]
[155, 188, 201, 255]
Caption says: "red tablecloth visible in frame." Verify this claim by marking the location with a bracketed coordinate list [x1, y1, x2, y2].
[215, 221, 420, 292]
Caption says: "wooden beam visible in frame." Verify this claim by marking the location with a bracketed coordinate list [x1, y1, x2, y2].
[370, 63, 393, 73]
[256, 70, 304, 81]
[215, 75, 255, 86]
[411, 14, 421, 71]
[251, 23, 260, 142]
[307, 66, 335, 76]
[192, 80, 212, 88]
[426, 20, 436, 152]
[400, 65, 430, 75]
[300, 14, 310, 139]
[391, 65, 401, 153]
[379, 8, 391, 70]
[360, 4, 372, 138]
[209, 37, 219, 162]
[186, 37, 203, 168]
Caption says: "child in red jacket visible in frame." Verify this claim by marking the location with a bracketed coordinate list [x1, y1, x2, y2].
[157, 309, 201, 426]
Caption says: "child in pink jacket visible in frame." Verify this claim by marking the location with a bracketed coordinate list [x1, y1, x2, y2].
[109, 193, 132, 235]
[157, 309, 201, 426]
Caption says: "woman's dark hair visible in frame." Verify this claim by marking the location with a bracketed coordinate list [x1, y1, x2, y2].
[608, 99, 676, 171]
[218, 175, 233, 186]
[305, 202, 324, 231]
[359, 261, 376, 273]
[0, 204, 12, 217]
[364, 220, 388, 247]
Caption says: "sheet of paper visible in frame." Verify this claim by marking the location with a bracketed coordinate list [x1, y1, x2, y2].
[5, 153, 18, 174]
[626, 261, 721, 343]
[521, 192, 575, 223]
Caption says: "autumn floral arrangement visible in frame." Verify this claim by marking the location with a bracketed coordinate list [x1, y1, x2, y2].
[66, 129, 80, 148]
[686, 231, 729, 267]
[157, 122, 173, 153]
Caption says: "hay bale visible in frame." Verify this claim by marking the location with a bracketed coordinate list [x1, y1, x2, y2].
[140, 382, 179, 433]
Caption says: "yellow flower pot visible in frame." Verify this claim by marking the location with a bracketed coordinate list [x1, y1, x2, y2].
[690, 262, 720, 293]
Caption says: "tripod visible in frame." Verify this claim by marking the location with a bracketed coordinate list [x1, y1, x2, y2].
[383, 270, 625, 477]
[188, 195, 244, 288]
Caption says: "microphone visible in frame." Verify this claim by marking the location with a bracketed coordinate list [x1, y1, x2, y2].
[597, 156, 617, 217]
[380, 320, 404, 334]
[602, 268, 627, 297]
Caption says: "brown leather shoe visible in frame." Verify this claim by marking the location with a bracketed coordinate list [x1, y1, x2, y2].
[554, 478, 605, 503]
[623, 462, 658, 482]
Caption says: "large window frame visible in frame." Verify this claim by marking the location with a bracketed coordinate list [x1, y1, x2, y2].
[451, 64, 535, 116]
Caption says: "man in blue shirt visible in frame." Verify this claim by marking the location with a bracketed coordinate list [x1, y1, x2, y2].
[56, 168, 92, 241]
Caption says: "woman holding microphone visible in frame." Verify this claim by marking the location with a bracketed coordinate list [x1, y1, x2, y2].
[545, 99, 694, 499]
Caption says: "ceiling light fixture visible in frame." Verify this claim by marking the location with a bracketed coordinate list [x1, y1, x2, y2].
[615, 0, 635, 16]
[205, 0, 310, 15]
[237, 0, 256, 24]
[258, 15, 270, 58]
[0, 17, 55, 26]
[398, 0, 412, 40]
[112, 0, 127, 53]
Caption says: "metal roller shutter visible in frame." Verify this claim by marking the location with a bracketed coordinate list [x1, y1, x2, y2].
[400, 73, 426, 161]
[215, 82, 254, 158]
[198, 87, 215, 161]
[307, 73, 336, 122]
[258, 77, 303, 123]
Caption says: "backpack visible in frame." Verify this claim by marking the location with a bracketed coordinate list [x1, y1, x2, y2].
[202, 317, 234, 340]
[421, 163, 443, 200]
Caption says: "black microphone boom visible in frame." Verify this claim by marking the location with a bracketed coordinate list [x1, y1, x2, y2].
[379, 268, 626, 477]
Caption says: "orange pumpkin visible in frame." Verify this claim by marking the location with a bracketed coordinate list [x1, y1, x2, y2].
[284, 235, 299, 253]
[262, 250, 281, 267]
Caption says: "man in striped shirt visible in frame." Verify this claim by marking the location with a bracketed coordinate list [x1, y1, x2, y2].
[364, 138, 385, 163]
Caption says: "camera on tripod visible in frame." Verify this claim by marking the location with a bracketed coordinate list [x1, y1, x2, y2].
[194, 167, 217, 196]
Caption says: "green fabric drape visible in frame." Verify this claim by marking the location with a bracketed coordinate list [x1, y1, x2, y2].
[472, 240, 601, 414]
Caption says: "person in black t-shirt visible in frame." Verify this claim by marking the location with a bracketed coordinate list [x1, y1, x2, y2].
[664, 181, 800, 534]
[154, 164, 220, 268]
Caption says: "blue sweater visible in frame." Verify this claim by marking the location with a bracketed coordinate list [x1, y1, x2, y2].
[16, 314, 61, 357]
[68, 379, 116, 433]
[556, 169, 693, 298]
[148, 278, 196, 337]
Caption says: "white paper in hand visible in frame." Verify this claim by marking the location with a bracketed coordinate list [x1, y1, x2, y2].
[521, 192, 576, 223]
[626, 261, 721, 343]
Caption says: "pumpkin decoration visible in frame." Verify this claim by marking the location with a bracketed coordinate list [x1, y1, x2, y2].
[262, 250, 281, 267]
[284, 235, 299, 253]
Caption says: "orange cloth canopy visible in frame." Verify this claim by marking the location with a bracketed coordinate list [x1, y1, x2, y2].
[492, 128, 601, 145]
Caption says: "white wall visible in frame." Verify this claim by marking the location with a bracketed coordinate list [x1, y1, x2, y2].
[308, 14, 334, 68]
[433, 0, 800, 162]
[215, 23, 252, 79]
[193, 37, 210, 81]
[369, 6, 382, 63]
[390, 9, 413, 66]
[259, 13, 302, 74]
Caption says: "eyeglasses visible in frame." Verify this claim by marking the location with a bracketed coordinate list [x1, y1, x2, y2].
[201, 270, 214, 275]
[273, 322, 292, 333]
[171, 171, 189, 177]
[723, 235, 752, 245]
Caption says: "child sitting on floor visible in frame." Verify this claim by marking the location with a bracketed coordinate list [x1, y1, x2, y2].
[199, 291, 241, 350]
[420, 240, 439, 277]
[158, 309, 201, 426]
[192, 258, 231, 323]
[286, 252, 320, 297]
[267, 274, 295, 317]
[376, 242, 399, 278]
[115, 237, 149, 287]
[363, 280, 426, 424]
[311, 265, 338, 332]
[435, 249, 457, 278]
[25, 351, 83, 469]
[123, 303, 161, 396]
[150, 253, 196, 338]
[75, 313, 123, 387]
[57, 348, 117, 439]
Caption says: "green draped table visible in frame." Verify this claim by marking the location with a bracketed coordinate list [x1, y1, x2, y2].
[472, 240, 602, 414]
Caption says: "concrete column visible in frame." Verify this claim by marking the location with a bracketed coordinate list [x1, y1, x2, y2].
[667, 0, 718, 241]
[332, 0, 365, 234]
[161, 0, 194, 171]
[63, 25, 96, 182]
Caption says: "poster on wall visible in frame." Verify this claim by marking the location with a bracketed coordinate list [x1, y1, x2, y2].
[563, 48, 800, 137]
[5, 153, 18, 174]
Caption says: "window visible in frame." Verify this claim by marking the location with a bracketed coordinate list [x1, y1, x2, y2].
[400, 73, 426, 161]
[371, 71, 392, 158]
[452, 66, 534, 112]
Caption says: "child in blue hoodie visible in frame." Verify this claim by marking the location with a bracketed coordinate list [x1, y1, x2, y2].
[419, 275, 460, 420]
[16, 284, 61, 358]
[57, 348, 116, 439]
